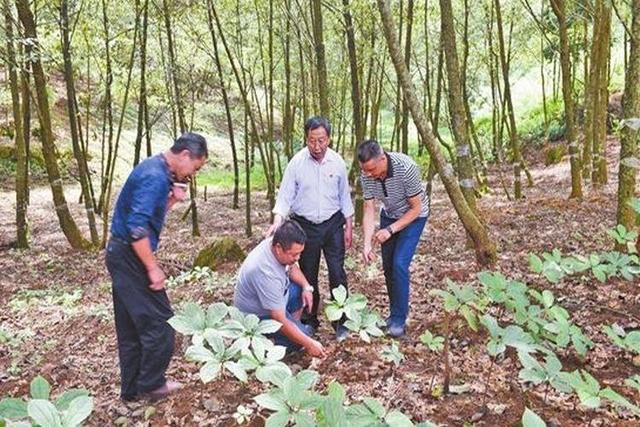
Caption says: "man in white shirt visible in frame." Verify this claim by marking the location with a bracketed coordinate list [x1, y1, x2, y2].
[267, 117, 354, 338]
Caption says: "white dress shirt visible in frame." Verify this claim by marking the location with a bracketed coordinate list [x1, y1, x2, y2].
[273, 147, 355, 224]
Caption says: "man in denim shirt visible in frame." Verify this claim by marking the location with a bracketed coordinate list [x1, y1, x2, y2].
[106, 133, 207, 401]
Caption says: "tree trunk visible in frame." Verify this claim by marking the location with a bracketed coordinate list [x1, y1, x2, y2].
[15, 0, 89, 250]
[494, 0, 529, 199]
[439, 0, 478, 214]
[5, 0, 28, 248]
[592, 0, 611, 186]
[59, 0, 99, 246]
[97, 0, 114, 216]
[206, 2, 239, 209]
[377, 0, 497, 266]
[134, 0, 150, 166]
[616, 0, 640, 231]
[311, 0, 330, 118]
[400, 0, 413, 155]
[550, 0, 583, 199]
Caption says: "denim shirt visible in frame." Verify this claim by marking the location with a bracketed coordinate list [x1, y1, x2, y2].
[110, 155, 172, 252]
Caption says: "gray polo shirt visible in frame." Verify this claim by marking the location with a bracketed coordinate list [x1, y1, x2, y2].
[234, 238, 289, 318]
[361, 152, 429, 219]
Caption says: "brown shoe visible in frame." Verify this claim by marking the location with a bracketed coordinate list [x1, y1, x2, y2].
[142, 380, 183, 401]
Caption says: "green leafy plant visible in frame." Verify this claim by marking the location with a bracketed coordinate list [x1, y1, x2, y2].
[381, 341, 405, 367]
[0, 376, 93, 427]
[480, 314, 538, 356]
[169, 302, 283, 384]
[517, 351, 572, 395]
[232, 405, 254, 425]
[253, 369, 322, 427]
[346, 397, 414, 427]
[608, 225, 638, 253]
[419, 330, 444, 353]
[559, 369, 640, 414]
[343, 310, 384, 343]
[324, 285, 367, 322]
[431, 280, 485, 331]
[603, 324, 640, 354]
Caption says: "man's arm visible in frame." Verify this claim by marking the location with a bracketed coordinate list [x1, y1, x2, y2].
[374, 194, 422, 244]
[289, 264, 313, 313]
[268, 161, 297, 236]
[131, 237, 166, 291]
[362, 199, 376, 264]
[269, 308, 325, 357]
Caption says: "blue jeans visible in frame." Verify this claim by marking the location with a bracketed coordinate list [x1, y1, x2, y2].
[380, 211, 427, 327]
[263, 282, 313, 352]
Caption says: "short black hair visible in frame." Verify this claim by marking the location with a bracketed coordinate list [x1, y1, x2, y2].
[304, 116, 331, 138]
[272, 220, 306, 250]
[357, 139, 384, 163]
[170, 132, 208, 159]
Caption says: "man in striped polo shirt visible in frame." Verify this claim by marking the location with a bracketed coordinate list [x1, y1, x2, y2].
[358, 139, 429, 338]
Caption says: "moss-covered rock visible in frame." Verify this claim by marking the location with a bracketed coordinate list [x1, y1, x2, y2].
[194, 237, 246, 270]
[0, 144, 14, 159]
[544, 143, 567, 166]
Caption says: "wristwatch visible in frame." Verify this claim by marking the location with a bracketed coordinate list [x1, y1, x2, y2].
[303, 285, 314, 293]
[385, 225, 394, 236]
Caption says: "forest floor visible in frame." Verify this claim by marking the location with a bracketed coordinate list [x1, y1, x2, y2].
[1, 137, 639, 426]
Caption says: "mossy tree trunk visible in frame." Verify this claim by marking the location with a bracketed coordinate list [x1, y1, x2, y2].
[311, 0, 330, 119]
[550, 0, 582, 199]
[616, 0, 640, 234]
[15, 0, 89, 250]
[377, 0, 497, 266]
[5, 0, 29, 248]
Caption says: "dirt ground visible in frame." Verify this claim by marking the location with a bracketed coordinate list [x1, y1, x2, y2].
[1, 137, 639, 426]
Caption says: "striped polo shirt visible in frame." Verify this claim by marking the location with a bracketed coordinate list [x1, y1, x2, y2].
[361, 152, 429, 219]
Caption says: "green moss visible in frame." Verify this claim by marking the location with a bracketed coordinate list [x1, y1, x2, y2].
[194, 237, 246, 271]
[544, 143, 567, 166]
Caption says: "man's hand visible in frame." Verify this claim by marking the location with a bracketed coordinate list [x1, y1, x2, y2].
[344, 222, 353, 250]
[301, 289, 314, 313]
[362, 242, 376, 265]
[148, 266, 167, 291]
[374, 228, 393, 245]
[168, 183, 188, 209]
[265, 215, 284, 237]
[304, 339, 326, 357]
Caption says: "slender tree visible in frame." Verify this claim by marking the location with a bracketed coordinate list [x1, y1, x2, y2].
[5, 0, 28, 248]
[616, 0, 640, 233]
[439, 0, 478, 214]
[311, 0, 330, 118]
[377, 0, 497, 266]
[59, 0, 99, 245]
[15, 0, 89, 249]
[550, 0, 582, 199]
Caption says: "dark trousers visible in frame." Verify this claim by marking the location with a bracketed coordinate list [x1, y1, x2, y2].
[380, 211, 427, 327]
[105, 239, 175, 400]
[262, 282, 313, 352]
[292, 211, 347, 326]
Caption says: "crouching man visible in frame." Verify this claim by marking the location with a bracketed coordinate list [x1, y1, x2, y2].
[234, 220, 326, 357]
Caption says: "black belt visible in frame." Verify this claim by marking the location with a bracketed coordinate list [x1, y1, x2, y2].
[291, 211, 342, 226]
[109, 235, 131, 246]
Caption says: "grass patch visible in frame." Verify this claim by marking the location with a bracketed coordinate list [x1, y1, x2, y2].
[198, 162, 270, 191]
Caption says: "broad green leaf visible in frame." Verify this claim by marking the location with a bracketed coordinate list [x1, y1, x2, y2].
[30, 376, 51, 400]
[27, 400, 61, 427]
[332, 286, 348, 305]
[295, 370, 319, 391]
[55, 389, 89, 411]
[459, 305, 478, 331]
[600, 388, 640, 414]
[254, 393, 288, 412]
[325, 305, 344, 322]
[61, 396, 93, 427]
[224, 362, 248, 382]
[293, 411, 316, 427]
[255, 366, 291, 387]
[205, 303, 228, 326]
[522, 407, 546, 427]
[185, 344, 216, 363]
[0, 398, 28, 418]
[264, 411, 290, 427]
[541, 290, 554, 308]
[529, 254, 543, 273]
[257, 319, 282, 335]
[199, 361, 221, 383]
[362, 398, 386, 417]
[384, 410, 414, 427]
